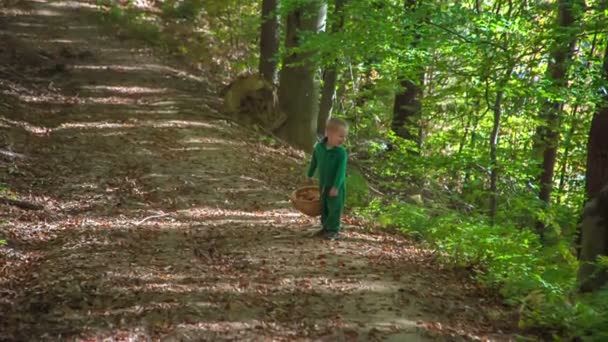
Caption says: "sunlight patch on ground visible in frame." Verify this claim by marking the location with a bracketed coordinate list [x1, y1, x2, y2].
[91, 301, 184, 319]
[56, 119, 218, 131]
[143, 120, 217, 128]
[129, 109, 179, 115]
[58, 121, 135, 130]
[80, 85, 169, 95]
[71, 182, 99, 190]
[47, 0, 98, 9]
[83, 96, 138, 105]
[59, 25, 97, 30]
[168, 146, 220, 152]
[239, 175, 265, 184]
[98, 131, 128, 137]
[2, 32, 37, 38]
[181, 137, 244, 147]
[72, 64, 159, 72]
[59, 235, 114, 251]
[4, 93, 71, 106]
[174, 320, 259, 333]
[46, 38, 84, 44]
[0, 116, 49, 135]
[79, 330, 150, 341]
[217, 186, 271, 194]
[11, 22, 47, 28]
[195, 218, 279, 226]
[32, 8, 64, 16]
[111, 282, 237, 296]
[353, 279, 401, 292]
[181, 207, 301, 219]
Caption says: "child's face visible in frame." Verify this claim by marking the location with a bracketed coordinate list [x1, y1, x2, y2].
[326, 126, 348, 147]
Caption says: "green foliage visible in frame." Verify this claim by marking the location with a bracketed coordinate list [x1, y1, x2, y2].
[160, 0, 205, 22]
[345, 168, 370, 209]
[361, 197, 608, 339]
[101, 3, 162, 45]
[96, 0, 259, 76]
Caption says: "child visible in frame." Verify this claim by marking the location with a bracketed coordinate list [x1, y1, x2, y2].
[307, 118, 348, 240]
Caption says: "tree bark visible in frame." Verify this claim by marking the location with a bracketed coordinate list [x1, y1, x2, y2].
[577, 36, 608, 293]
[577, 109, 608, 293]
[488, 58, 515, 224]
[391, 0, 424, 147]
[489, 83, 504, 224]
[317, 0, 346, 136]
[392, 78, 423, 141]
[585, 109, 608, 199]
[586, 36, 608, 199]
[556, 105, 579, 199]
[259, 0, 280, 84]
[534, 0, 583, 238]
[577, 183, 608, 292]
[277, 2, 327, 152]
[318, 69, 338, 136]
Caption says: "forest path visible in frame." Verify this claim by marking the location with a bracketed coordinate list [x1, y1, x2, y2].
[0, 1, 520, 341]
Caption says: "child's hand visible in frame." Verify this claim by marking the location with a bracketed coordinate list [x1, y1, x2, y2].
[329, 187, 338, 197]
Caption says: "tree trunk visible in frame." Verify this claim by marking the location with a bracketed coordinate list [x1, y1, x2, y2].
[318, 69, 338, 136]
[488, 61, 514, 224]
[489, 85, 505, 225]
[277, 2, 327, 152]
[392, 78, 423, 141]
[577, 36, 608, 293]
[561, 33, 599, 199]
[557, 105, 579, 199]
[259, 0, 280, 84]
[534, 0, 582, 238]
[577, 110, 608, 292]
[317, 0, 346, 136]
[586, 65, 608, 202]
[391, 0, 424, 145]
[585, 108, 608, 198]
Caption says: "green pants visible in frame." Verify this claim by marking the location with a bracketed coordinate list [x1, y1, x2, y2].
[320, 186, 345, 233]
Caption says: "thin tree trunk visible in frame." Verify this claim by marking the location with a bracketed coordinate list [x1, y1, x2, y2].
[557, 105, 579, 197]
[277, 3, 328, 152]
[318, 69, 338, 136]
[489, 86, 504, 224]
[392, 78, 423, 141]
[317, 0, 346, 136]
[458, 112, 472, 155]
[259, 0, 280, 84]
[463, 101, 483, 189]
[391, 0, 424, 146]
[488, 63, 514, 224]
[534, 0, 583, 238]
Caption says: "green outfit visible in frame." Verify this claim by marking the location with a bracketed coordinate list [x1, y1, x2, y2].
[307, 138, 347, 233]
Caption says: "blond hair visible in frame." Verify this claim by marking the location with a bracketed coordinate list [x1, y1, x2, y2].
[326, 118, 348, 131]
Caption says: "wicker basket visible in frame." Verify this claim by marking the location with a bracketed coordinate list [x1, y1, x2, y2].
[290, 185, 321, 217]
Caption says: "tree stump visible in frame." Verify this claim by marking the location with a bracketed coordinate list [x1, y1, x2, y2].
[220, 73, 286, 131]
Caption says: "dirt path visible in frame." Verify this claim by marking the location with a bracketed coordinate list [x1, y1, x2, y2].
[0, 1, 522, 341]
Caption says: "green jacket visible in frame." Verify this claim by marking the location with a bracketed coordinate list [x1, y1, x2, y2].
[307, 138, 347, 189]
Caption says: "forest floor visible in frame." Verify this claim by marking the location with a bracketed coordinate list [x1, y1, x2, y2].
[1, 1, 529, 341]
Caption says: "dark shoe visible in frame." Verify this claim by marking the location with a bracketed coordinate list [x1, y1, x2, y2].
[310, 228, 326, 238]
[323, 232, 340, 241]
